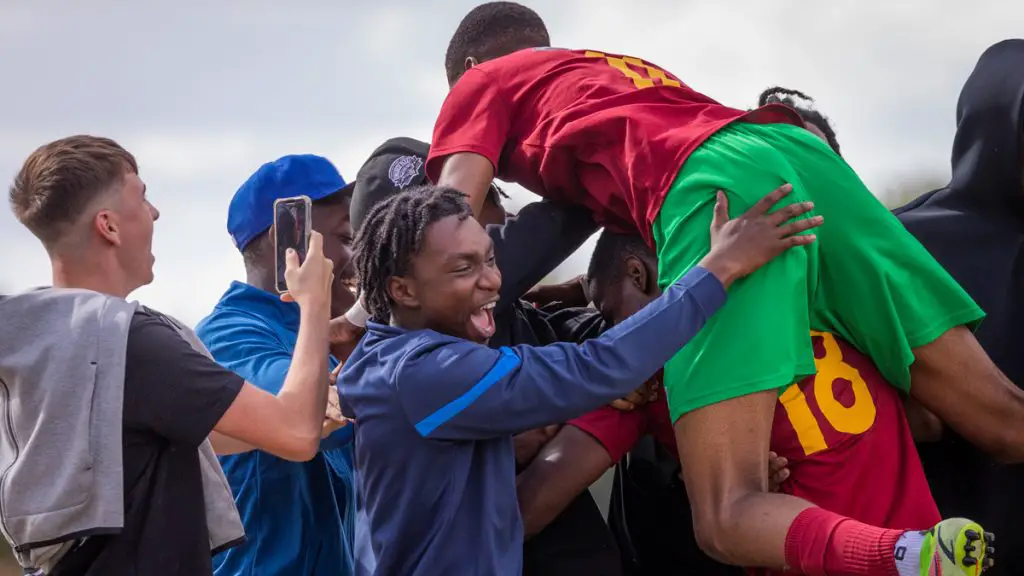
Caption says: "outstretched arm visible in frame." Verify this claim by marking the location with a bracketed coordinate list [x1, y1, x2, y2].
[398, 267, 727, 440]
[398, 184, 821, 440]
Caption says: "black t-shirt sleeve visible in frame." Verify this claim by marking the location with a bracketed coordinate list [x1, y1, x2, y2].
[487, 201, 598, 316]
[122, 311, 244, 447]
[544, 306, 608, 343]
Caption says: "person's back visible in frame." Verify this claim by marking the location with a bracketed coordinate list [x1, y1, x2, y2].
[0, 291, 239, 575]
[427, 46, 799, 241]
[197, 290, 356, 576]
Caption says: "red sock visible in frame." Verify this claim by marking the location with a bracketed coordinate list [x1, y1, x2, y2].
[783, 507, 903, 576]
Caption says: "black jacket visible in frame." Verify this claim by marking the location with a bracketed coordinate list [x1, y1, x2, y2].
[487, 200, 598, 349]
[895, 38, 1024, 575]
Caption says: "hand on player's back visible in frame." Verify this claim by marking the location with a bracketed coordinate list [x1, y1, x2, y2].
[699, 184, 821, 289]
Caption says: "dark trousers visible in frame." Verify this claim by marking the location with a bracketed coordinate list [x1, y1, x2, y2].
[523, 491, 623, 576]
[609, 437, 743, 576]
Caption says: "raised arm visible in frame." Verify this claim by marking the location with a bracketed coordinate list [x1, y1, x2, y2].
[426, 68, 509, 217]
[399, 266, 726, 440]
[126, 233, 340, 462]
[436, 153, 495, 218]
[211, 235, 335, 460]
[399, 184, 822, 441]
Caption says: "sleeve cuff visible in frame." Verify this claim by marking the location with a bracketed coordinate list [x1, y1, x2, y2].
[344, 299, 370, 327]
[425, 145, 501, 183]
[681, 266, 728, 317]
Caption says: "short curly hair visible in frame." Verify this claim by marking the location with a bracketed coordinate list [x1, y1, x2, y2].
[444, 2, 550, 85]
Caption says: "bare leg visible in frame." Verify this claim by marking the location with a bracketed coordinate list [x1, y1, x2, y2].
[674, 390, 812, 568]
[910, 325, 1024, 462]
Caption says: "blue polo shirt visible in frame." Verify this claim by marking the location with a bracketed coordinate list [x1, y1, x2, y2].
[196, 281, 355, 576]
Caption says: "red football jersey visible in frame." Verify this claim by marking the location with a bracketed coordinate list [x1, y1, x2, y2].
[426, 47, 800, 248]
[752, 332, 940, 576]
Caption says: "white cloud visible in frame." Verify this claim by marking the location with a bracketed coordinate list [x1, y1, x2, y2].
[1, 0, 1021, 324]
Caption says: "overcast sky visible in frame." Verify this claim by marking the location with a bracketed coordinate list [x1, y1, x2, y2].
[1, 1, 1021, 325]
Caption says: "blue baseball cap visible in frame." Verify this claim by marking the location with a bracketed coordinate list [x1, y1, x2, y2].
[227, 154, 350, 251]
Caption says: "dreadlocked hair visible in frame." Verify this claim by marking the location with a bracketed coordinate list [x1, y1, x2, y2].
[353, 185, 472, 322]
[445, 2, 550, 85]
[487, 182, 510, 206]
[758, 86, 842, 156]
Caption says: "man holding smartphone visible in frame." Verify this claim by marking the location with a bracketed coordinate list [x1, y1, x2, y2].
[1, 136, 336, 576]
[196, 154, 359, 576]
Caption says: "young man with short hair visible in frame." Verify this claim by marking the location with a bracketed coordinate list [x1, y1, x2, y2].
[1, 136, 335, 576]
[196, 154, 357, 576]
[339, 182, 821, 574]
[425, 3, 1001, 574]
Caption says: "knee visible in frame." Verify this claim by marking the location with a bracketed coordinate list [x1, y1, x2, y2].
[691, 499, 744, 564]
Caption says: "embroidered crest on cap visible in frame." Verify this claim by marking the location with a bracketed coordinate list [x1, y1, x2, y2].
[388, 155, 424, 188]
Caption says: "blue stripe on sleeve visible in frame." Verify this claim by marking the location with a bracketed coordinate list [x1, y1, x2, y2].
[414, 346, 522, 437]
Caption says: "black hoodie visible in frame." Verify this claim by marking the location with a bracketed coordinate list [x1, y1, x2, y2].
[895, 38, 1024, 574]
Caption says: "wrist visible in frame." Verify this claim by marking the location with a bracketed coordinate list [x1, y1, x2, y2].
[698, 257, 738, 290]
[298, 296, 331, 322]
[343, 299, 370, 328]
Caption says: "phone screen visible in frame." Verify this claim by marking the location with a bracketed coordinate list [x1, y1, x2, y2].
[274, 196, 311, 293]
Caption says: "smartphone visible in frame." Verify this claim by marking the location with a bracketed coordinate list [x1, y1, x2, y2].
[274, 195, 312, 294]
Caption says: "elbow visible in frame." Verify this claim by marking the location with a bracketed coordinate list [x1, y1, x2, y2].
[692, 514, 733, 566]
[963, 407, 1024, 464]
[690, 494, 757, 567]
[277, 434, 321, 462]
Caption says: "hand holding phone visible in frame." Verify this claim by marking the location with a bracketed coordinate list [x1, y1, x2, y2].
[275, 196, 312, 294]
[280, 230, 334, 312]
